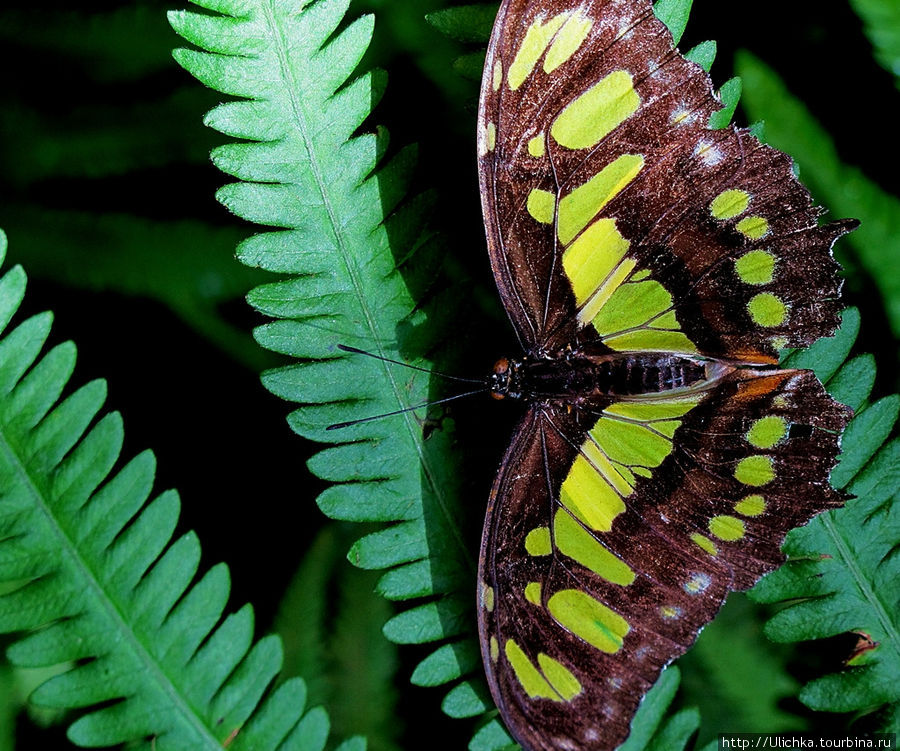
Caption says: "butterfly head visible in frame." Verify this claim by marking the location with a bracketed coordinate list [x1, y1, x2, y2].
[490, 357, 524, 400]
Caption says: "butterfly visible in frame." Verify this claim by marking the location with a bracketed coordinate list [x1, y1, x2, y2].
[475, 1, 856, 749]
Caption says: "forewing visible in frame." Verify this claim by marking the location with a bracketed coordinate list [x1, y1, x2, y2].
[478, 372, 850, 751]
[478, 0, 854, 358]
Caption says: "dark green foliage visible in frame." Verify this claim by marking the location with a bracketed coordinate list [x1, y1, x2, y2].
[848, 0, 900, 90]
[678, 595, 803, 743]
[0, 3, 265, 367]
[427, 4, 497, 43]
[5, 207, 270, 370]
[275, 524, 400, 751]
[0, 230, 362, 750]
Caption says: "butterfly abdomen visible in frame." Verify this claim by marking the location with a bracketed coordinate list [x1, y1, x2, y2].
[491, 352, 729, 400]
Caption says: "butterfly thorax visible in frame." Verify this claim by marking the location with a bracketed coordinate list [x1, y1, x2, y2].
[489, 352, 731, 402]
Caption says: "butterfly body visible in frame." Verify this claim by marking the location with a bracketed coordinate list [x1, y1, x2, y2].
[489, 350, 730, 401]
[476, 1, 855, 749]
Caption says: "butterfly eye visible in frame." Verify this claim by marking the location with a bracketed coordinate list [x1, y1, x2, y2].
[491, 358, 513, 400]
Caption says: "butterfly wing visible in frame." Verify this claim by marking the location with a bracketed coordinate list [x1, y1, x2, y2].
[478, 0, 855, 359]
[478, 370, 850, 751]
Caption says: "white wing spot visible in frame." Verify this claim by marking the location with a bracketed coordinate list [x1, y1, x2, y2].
[615, 17, 632, 37]
[652, 67, 670, 85]
[660, 605, 682, 620]
[684, 572, 712, 594]
[694, 140, 724, 166]
[671, 107, 697, 127]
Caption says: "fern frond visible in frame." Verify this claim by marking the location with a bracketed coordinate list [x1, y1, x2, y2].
[678, 594, 802, 740]
[275, 524, 400, 751]
[847, 0, 900, 90]
[168, 0, 473, 736]
[4, 206, 271, 370]
[0, 6, 173, 82]
[0, 228, 362, 749]
[750, 308, 900, 720]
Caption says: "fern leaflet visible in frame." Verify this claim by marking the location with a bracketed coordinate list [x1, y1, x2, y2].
[0, 229, 364, 749]
[847, 0, 900, 91]
[751, 309, 900, 723]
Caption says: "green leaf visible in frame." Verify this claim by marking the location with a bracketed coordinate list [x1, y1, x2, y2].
[469, 718, 517, 751]
[645, 708, 700, 751]
[455, 50, 489, 81]
[383, 597, 470, 644]
[736, 51, 900, 338]
[0, 228, 362, 749]
[708, 76, 742, 129]
[411, 641, 481, 687]
[653, 0, 693, 46]
[619, 668, 682, 751]
[685, 40, 717, 72]
[442, 681, 492, 718]
[427, 4, 497, 44]
[831, 395, 898, 489]
[825, 354, 876, 414]
[848, 0, 900, 90]
[782, 308, 861, 382]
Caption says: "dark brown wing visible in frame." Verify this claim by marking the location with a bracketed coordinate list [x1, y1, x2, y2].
[477, 370, 850, 751]
[478, 0, 855, 359]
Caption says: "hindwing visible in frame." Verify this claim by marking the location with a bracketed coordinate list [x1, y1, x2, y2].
[477, 371, 851, 751]
[478, 0, 855, 360]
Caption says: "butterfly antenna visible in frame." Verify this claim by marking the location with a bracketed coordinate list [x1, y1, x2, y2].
[336, 344, 483, 384]
[326, 387, 488, 431]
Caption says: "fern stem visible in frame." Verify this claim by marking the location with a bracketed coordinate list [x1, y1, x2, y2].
[257, 1, 474, 574]
[820, 513, 900, 661]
